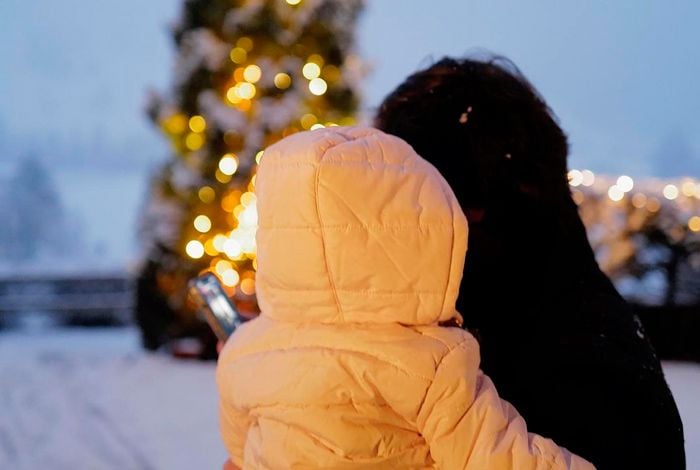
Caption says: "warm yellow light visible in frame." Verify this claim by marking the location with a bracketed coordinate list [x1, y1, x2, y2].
[322, 65, 340, 83]
[581, 170, 595, 187]
[631, 193, 647, 209]
[185, 240, 205, 259]
[307, 54, 324, 66]
[219, 154, 239, 175]
[213, 234, 227, 252]
[229, 47, 247, 64]
[647, 197, 661, 213]
[240, 192, 257, 207]
[243, 65, 262, 83]
[226, 86, 241, 104]
[215, 259, 233, 276]
[237, 37, 254, 51]
[204, 239, 219, 256]
[568, 169, 583, 187]
[194, 215, 212, 233]
[300, 113, 318, 129]
[308, 78, 327, 95]
[286, 0, 301, 5]
[240, 278, 256, 295]
[223, 239, 242, 259]
[302, 62, 321, 79]
[188, 115, 206, 133]
[681, 180, 696, 197]
[163, 113, 188, 134]
[616, 175, 634, 193]
[198, 186, 215, 203]
[274, 73, 292, 89]
[663, 184, 679, 200]
[689, 216, 700, 232]
[255, 150, 264, 164]
[185, 133, 205, 151]
[237, 82, 256, 99]
[215, 169, 232, 184]
[608, 185, 624, 202]
[310, 123, 325, 130]
[221, 269, 240, 287]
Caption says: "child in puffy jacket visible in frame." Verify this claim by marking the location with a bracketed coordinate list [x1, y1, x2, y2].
[216, 126, 594, 469]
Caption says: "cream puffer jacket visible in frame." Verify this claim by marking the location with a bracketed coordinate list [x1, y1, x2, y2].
[216, 127, 594, 469]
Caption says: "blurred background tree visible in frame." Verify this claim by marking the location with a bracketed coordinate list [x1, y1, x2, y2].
[137, 0, 364, 355]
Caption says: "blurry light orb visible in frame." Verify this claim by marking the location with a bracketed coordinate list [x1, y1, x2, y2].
[631, 193, 647, 209]
[213, 234, 227, 251]
[237, 82, 256, 99]
[236, 37, 254, 52]
[581, 170, 595, 187]
[302, 62, 321, 80]
[226, 86, 241, 104]
[240, 278, 256, 295]
[198, 186, 216, 203]
[647, 197, 661, 213]
[223, 239, 243, 258]
[194, 215, 212, 233]
[568, 169, 583, 187]
[309, 78, 328, 95]
[185, 240, 205, 259]
[310, 123, 325, 130]
[243, 65, 262, 83]
[608, 185, 624, 202]
[219, 154, 239, 175]
[616, 175, 634, 193]
[240, 192, 257, 207]
[663, 184, 679, 200]
[188, 115, 206, 133]
[689, 216, 700, 232]
[215, 259, 233, 276]
[286, 0, 302, 5]
[300, 113, 318, 129]
[221, 269, 240, 287]
[255, 150, 265, 164]
[681, 180, 696, 197]
[229, 47, 247, 64]
[274, 73, 292, 89]
[185, 133, 205, 151]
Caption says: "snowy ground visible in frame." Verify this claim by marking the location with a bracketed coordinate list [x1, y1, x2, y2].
[0, 327, 698, 470]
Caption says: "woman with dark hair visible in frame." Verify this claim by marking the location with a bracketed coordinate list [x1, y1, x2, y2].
[375, 57, 685, 469]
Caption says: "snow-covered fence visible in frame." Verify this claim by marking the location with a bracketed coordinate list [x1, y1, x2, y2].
[0, 273, 134, 326]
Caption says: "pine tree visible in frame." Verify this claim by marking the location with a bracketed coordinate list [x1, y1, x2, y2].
[138, 0, 364, 350]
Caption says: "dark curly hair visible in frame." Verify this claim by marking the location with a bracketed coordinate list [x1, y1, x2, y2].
[375, 56, 570, 212]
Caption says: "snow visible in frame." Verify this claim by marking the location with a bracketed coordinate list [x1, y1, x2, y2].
[0, 327, 698, 469]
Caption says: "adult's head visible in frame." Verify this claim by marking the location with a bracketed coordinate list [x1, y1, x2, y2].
[375, 56, 571, 223]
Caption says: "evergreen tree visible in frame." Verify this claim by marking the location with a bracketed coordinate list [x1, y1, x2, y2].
[138, 0, 364, 351]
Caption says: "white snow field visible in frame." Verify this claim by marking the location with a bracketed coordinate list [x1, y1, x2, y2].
[0, 327, 698, 469]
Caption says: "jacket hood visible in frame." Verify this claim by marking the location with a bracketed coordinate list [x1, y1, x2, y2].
[255, 126, 467, 326]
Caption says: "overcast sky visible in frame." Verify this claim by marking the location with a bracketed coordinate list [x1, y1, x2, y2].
[2, 0, 699, 175]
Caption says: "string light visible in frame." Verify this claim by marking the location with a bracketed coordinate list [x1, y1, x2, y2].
[163, 113, 187, 134]
[185, 240, 205, 259]
[236, 37, 254, 51]
[309, 77, 328, 95]
[198, 186, 215, 203]
[274, 73, 291, 89]
[689, 216, 700, 232]
[663, 184, 679, 200]
[255, 150, 264, 164]
[215, 259, 233, 275]
[229, 47, 247, 64]
[568, 169, 583, 187]
[300, 113, 318, 129]
[222, 269, 240, 287]
[188, 115, 206, 133]
[194, 215, 212, 233]
[581, 170, 595, 187]
[237, 82, 256, 99]
[243, 65, 262, 83]
[223, 239, 243, 259]
[286, 0, 302, 4]
[631, 193, 647, 209]
[185, 133, 205, 151]
[310, 123, 325, 130]
[608, 185, 624, 202]
[681, 180, 696, 197]
[302, 62, 321, 79]
[219, 154, 239, 175]
[616, 175, 634, 193]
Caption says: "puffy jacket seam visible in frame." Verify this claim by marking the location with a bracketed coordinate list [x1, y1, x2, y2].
[314, 144, 345, 322]
[437, 180, 456, 319]
[258, 223, 454, 230]
[261, 286, 444, 295]
[416, 337, 473, 415]
[223, 345, 433, 381]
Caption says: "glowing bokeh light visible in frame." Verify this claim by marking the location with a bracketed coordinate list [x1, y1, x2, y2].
[194, 215, 212, 233]
[185, 240, 205, 259]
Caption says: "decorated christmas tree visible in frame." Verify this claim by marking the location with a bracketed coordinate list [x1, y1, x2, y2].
[137, 0, 364, 353]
